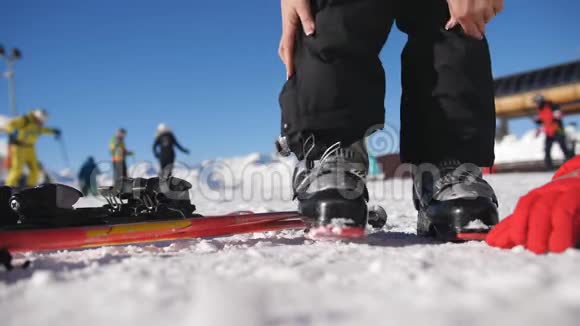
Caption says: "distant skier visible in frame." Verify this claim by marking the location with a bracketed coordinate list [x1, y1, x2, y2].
[110, 128, 133, 183]
[565, 122, 578, 156]
[533, 95, 574, 169]
[153, 123, 189, 178]
[276, 0, 504, 238]
[18, 161, 52, 187]
[4, 109, 61, 188]
[78, 156, 101, 196]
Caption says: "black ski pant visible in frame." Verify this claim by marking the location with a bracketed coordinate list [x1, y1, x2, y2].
[80, 179, 98, 196]
[279, 0, 496, 166]
[113, 160, 127, 183]
[545, 134, 574, 169]
[158, 153, 175, 179]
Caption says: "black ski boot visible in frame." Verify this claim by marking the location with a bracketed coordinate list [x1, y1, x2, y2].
[413, 160, 499, 241]
[0, 186, 19, 226]
[277, 134, 369, 239]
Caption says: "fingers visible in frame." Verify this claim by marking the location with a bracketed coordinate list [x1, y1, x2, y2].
[493, 0, 505, 14]
[483, 6, 495, 24]
[509, 192, 538, 245]
[456, 16, 485, 39]
[474, 17, 486, 38]
[486, 215, 516, 249]
[295, 1, 315, 36]
[446, 0, 503, 40]
[458, 21, 480, 39]
[279, 14, 297, 79]
[445, 17, 458, 30]
[279, 0, 316, 79]
[526, 193, 558, 254]
[552, 156, 580, 180]
[549, 190, 580, 253]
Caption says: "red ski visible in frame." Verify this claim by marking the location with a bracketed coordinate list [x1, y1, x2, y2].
[455, 232, 488, 241]
[0, 211, 306, 253]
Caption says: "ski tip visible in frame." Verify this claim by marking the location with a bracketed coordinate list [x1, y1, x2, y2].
[306, 225, 366, 241]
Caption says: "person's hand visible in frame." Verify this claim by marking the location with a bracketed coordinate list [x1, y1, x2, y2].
[553, 156, 580, 180]
[52, 128, 62, 139]
[446, 0, 504, 40]
[183, 148, 190, 155]
[535, 128, 542, 138]
[279, 0, 315, 79]
[486, 156, 580, 254]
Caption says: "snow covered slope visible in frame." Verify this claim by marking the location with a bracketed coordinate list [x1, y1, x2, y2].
[0, 114, 8, 130]
[3, 172, 580, 326]
[51, 125, 579, 191]
[495, 126, 579, 163]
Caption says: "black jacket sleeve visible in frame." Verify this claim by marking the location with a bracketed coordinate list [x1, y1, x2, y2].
[153, 137, 161, 157]
[171, 133, 188, 153]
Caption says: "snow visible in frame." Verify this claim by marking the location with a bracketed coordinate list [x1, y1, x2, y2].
[495, 126, 579, 164]
[3, 170, 580, 326]
[0, 114, 8, 130]
[2, 126, 580, 324]
[463, 219, 491, 230]
[45, 126, 580, 189]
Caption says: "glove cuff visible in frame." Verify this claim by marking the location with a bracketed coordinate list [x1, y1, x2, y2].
[553, 156, 580, 180]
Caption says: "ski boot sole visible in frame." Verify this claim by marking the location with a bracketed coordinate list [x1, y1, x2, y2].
[299, 190, 368, 240]
[417, 198, 498, 242]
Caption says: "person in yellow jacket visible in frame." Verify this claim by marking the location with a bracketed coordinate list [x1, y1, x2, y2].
[4, 109, 60, 187]
[110, 128, 133, 183]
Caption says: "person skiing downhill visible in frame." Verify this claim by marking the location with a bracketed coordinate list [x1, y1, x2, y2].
[4, 109, 61, 188]
[277, 0, 504, 238]
[110, 128, 133, 183]
[153, 123, 189, 178]
[78, 156, 100, 196]
[533, 95, 574, 169]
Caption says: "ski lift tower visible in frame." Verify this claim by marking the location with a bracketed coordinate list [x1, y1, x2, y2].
[0, 45, 22, 116]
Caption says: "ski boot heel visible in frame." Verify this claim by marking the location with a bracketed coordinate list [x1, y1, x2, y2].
[418, 197, 498, 241]
[300, 191, 368, 239]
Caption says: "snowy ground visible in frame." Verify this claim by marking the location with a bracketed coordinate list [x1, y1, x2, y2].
[494, 126, 579, 164]
[2, 172, 580, 326]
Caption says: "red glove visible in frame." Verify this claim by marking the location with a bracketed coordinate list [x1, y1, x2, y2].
[486, 156, 580, 254]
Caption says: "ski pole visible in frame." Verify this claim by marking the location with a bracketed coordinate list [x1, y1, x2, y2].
[127, 154, 137, 177]
[57, 137, 71, 168]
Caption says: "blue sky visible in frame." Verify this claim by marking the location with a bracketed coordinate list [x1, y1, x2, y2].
[1, 0, 579, 171]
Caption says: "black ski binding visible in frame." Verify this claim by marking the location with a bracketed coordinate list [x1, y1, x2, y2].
[8, 184, 84, 225]
[1, 176, 197, 229]
[99, 176, 196, 219]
